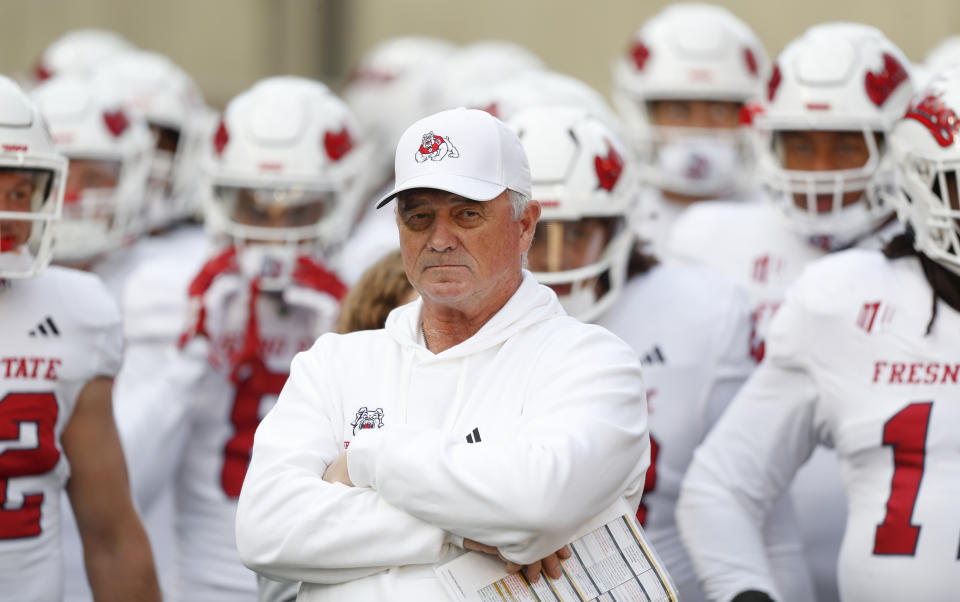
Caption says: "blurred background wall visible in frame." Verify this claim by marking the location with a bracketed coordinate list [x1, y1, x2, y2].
[1, 0, 957, 108]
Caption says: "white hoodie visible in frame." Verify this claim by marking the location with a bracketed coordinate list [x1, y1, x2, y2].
[236, 272, 649, 601]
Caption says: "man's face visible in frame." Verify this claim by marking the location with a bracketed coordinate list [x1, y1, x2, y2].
[65, 159, 120, 197]
[396, 188, 538, 312]
[527, 218, 614, 295]
[0, 171, 36, 251]
[64, 160, 121, 220]
[232, 188, 329, 231]
[779, 130, 874, 212]
[649, 99, 743, 129]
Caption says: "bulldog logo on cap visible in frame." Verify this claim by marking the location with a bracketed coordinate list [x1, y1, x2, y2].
[415, 131, 460, 163]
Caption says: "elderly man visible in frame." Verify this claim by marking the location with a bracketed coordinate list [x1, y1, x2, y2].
[235, 108, 650, 600]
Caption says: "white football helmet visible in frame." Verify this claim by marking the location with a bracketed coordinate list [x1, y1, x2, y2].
[612, 3, 767, 197]
[204, 77, 370, 290]
[423, 40, 545, 114]
[31, 74, 153, 264]
[510, 105, 638, 322]
[0, 76, 67, 279]
[95, 50, 210, 231]
[454, 69, 622, 133]
[342, 36, 458, 183]
[31, 29, 133, 85]
[757, 23, 914, 249]
[888, 68, 960, 276]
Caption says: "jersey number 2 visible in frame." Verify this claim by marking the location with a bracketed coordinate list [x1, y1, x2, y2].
[0, 392, 60, 539]
[221, 367, 288, 498]
[873, 402, 932, 556]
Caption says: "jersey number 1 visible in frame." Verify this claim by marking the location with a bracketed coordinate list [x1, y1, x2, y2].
[0, 392, 60, 539]
[873, 402, 932, 556]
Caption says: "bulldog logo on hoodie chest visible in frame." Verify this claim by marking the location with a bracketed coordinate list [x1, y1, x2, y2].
[350, 406, 384, 435]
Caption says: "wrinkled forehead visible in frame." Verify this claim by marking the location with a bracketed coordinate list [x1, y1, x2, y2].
[397, 188, 484, 209]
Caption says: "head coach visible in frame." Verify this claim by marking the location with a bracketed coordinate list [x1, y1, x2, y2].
[236, 107, 650, 601]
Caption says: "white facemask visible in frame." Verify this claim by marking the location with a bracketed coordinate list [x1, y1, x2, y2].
[0, 245, 39, 278]
[653, 134, 740, 197]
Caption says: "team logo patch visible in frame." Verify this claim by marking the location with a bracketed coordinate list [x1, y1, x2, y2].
[856, 300, 892, 333]
[905, 94, 960, 147]
[685, 153, 710, 180]
[767, 64, 782, 102]
[324, 126, 354, 161]
[415, 131, 460, 163]
[865, 53, 908, 108]
[351, 406, 384, 435]
[103, 109, 130, 137]
[629, 40, 650, 71]
[595, 142, 624, 191]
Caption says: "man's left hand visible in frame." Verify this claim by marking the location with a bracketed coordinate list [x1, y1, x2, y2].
[464, 539, 571, 583]
[322, 452, 354, 486]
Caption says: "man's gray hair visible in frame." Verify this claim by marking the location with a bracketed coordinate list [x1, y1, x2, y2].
[507, 189, 530, 220]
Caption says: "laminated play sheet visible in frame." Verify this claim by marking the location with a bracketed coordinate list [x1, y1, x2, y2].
[435, 498, 678, 602]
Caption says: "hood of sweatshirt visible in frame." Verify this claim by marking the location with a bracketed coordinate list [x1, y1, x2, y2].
[384, 270, 566, 361]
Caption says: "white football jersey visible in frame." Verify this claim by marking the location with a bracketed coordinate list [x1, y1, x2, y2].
[666, 201, 826, 359]
[596, 263, 804, 602]
[0, 267, 122, 601]
[678, 250, 960, 602]
[666, 201, 901, 601]
[118, 257, 342, 602]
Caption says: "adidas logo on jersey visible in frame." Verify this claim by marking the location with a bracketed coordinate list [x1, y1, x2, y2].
[465, 427, 482, 444]
[640, 345, 666, 366]
[29, 316, 60, 337]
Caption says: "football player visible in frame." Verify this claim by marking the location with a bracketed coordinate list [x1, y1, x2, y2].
[612, 3, 768, 254]
[0, 74, 160, 600]
[113, 76, 366, 601]
[666, 24, 915, 601]
[30, 69, 165, 602]
[676, 66, 960, 602]
[512, 105, 814, 602]
[95, 49, 213, 237]
[31, 72, 153, 296]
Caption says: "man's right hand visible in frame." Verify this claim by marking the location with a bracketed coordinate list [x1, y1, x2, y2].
[463, 539, 571, 583]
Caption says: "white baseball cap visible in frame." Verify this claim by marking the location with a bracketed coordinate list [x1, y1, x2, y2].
[376, 107, 531, 208]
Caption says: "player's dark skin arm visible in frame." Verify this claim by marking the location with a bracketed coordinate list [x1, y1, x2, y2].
[63, 376, 162, 602]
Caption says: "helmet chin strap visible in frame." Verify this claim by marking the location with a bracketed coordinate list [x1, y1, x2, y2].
[229, 276, 264, 384]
